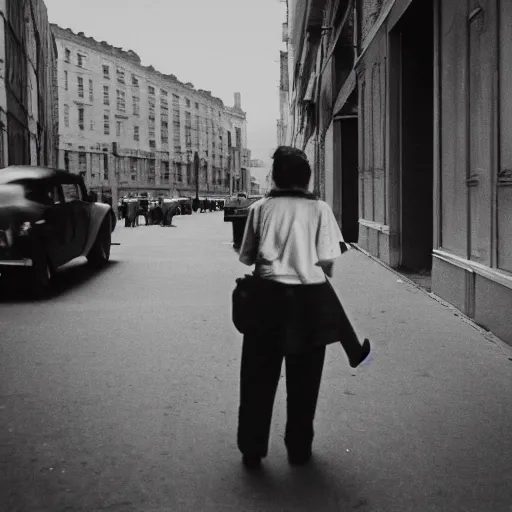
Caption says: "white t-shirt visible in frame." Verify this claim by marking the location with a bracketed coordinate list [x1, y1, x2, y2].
[239, 196, 346, 284]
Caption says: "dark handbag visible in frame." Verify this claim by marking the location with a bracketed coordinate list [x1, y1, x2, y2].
[232, 274, 262, 334]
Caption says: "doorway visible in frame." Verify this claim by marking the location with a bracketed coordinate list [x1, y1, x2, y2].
[393, 0, 434, 287]
[334, 115, 359, 243]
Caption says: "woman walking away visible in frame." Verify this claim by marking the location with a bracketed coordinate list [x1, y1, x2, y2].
[235, 146, 370, 470]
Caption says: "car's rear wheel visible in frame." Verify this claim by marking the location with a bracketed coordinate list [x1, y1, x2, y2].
[87, 218, 111, 267]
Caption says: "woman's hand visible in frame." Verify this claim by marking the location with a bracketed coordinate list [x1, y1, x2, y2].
[317, 260, 334, 278]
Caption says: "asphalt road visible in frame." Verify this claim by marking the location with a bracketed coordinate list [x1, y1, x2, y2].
[0, 212, 511, 512]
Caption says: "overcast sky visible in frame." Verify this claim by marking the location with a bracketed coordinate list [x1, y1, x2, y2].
[45, 0, 286, 184]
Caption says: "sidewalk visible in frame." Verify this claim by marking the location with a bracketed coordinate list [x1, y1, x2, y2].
[298, 248, 512, 511]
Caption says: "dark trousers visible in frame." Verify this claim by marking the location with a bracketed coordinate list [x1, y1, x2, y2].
[237, 335, 326, 458]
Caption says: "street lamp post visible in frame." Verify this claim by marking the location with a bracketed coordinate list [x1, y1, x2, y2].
[111, 142, 120, 208]
[228, 150, 233, 197]
[194, 152, 199, 200]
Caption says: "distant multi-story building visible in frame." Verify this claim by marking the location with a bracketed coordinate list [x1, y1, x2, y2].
[0, 0, 58, 168]
[51, 25, 249, 203]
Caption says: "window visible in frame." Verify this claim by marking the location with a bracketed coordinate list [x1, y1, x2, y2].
[162, 161, 170, 182]
[64, 70, 68, 91]
[195, 102, 199, 109]
[161, 128, 168, 144]
[62, 184, 81, 202]
[64, 104, 69, 127]
[130, 157, 137, 180]
[132, 75, 139, 87]
[78, 77, 84, 98]
[148, 159, 156, 184]
[78, 107, 84, 130]
[161, 89, 168, 96]
[148, 97, 156, 119]
[65, 48, 70, 63]
[116, 90, 126, 112]
[103, 65, 110, 79]
[148, 85, 155, 95]
[161, 98, 168, 111]
[133, 96, 140, 116]
[116, 121, 123, 137]
[89, 79, 93, 102]
[64, 151, 70, 171]
[117, 68, 125, 84]
[134, 125, 139, 141]
[185, 98, 191, 108]
[149, 140, 156, 149]
[77, 54, 84, 68]
[149, 121, 155, 138]
[78, 152, 87, 175]
[103, 85, 110, 105]
[104, 114, 110, 135]
[103, 152, 109, 180]
[185, 112, 192, 148]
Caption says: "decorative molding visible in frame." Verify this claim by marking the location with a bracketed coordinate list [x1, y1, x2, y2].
[466, 170, 481, 187]
[433, 249, 512, 291]
[333, 70, 356, 116]
[498, 168, 512, 186]
[354, 0, 397, 70]
[358, 218, 391, 235]
[468, 6, 483, 23]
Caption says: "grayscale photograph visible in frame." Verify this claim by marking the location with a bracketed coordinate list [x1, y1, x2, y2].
[0, 0, 511, 511]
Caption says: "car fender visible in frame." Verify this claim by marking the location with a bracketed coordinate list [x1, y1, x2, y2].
[81, 202, 111, 257]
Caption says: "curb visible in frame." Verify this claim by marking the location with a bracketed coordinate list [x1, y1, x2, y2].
[351, 243, 512, 358]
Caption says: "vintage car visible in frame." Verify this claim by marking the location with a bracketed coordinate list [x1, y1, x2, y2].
[160, 197, 192, 226]
[0, 166, 117, 293]
[174, 197, 193, 215]
[223, 193, 265, 248]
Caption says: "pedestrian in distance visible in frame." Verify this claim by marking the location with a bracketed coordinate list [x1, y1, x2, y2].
[234, 145, 371, 470]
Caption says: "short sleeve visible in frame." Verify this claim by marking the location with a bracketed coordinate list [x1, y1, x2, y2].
[316, 203, 345, 263]
[239, 204, 259, 266]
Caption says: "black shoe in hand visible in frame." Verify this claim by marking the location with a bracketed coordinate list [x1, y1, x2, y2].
[349, 338, 371, 368]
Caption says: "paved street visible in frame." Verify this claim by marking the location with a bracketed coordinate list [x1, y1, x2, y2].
[1, 212, 511, 512]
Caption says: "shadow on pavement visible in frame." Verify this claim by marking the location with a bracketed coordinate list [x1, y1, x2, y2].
[236, 457, 359, 511]
[0, 260, 121, 303]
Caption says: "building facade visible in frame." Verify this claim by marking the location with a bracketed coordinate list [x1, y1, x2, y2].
[284, 0, 512, 346]
[52, 25, 249, 204]
[0, 0, 58, 169]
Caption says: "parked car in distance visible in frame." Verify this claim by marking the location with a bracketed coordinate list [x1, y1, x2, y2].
[160, 197, 192, 226]
[0, 166, 117, 294]
[223, 193, 265, 248]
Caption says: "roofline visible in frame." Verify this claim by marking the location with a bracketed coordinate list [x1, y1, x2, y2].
[51, 24, 246, 113]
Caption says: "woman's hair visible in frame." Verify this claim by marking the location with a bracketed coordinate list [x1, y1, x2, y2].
[271, 146, 312, 189]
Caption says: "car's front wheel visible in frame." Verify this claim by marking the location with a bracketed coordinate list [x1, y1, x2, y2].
[87, 218, 111, 267]
[22, 258, 53, 298]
